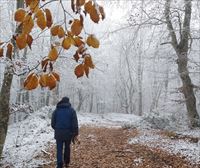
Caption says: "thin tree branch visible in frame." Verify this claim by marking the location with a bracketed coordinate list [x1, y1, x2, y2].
[60, 0, 70, 31]
[60, 0, 75, 19]
[40, 0, 59, 9]
[13, 61, 41, 76]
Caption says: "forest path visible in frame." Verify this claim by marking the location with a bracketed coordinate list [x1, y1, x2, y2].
[40, 126, 200, 168]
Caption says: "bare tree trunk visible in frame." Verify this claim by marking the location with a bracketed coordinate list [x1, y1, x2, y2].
[77, 88, 83, 111]
[164, 57, 169, 102]
[46, 90, 50, 106]
[0, 0, 24, 158]
[138, 0, 144, 116]
[165, 0, 200, 127]
[118, 70, 130, 114]
[24, 90, 29, 104]
[137, 40, 143, 116]
[150, 81, 163, 113]
[177, 51, 200, 127]
[0, 65, 13, 158]
[117, 44, 136, 114]
[125, 48, 135, 113]
[89, 92, 94, 113]
[51, 84, 59, 106]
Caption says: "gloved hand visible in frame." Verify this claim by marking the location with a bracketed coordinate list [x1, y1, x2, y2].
[72, 135, 80, 144]
[72, 135, 78, 144]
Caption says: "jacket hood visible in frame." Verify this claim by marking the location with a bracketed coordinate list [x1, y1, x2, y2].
[56, 101, 71, 108]
[61, 97, 69, 103]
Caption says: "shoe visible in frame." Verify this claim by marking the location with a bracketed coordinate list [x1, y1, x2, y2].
[57, 163, 63, 168]
[65, 163, 69, 167]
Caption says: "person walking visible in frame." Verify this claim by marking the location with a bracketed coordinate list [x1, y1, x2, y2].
[51, 97, 79, 168]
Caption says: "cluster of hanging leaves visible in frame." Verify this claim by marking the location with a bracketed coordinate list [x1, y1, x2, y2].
[0, 0, 105, 90]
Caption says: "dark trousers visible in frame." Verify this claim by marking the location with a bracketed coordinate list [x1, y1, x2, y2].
[56, 139, 71, 168]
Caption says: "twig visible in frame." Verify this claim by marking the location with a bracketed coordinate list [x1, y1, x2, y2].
[42, 149, 52, 156]
[60, 0, 69, 31]
[40, 0, 59, 9]
[160, 42, 172, 45]
[13, 61, 41, 76]
[38, 160, 55, 167]
[60, 0, 75, 19]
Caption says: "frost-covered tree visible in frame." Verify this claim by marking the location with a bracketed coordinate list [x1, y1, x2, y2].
[128, 0, 200, 127]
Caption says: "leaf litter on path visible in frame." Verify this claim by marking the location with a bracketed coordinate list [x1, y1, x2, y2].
[40, 126, 200, 168]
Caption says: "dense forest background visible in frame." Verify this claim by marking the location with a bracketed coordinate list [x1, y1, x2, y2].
[0, 0, 200, 167]
[0, 0, 200, 128]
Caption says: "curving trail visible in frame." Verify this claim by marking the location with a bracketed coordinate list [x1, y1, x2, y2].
[41, 126, 200, 168]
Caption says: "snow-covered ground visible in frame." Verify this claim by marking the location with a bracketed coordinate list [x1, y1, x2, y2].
[0, 106, 200, 167]
[1, 107, 54, 168]
[129, 129, 200, 165]
[78, 112, 142, 127]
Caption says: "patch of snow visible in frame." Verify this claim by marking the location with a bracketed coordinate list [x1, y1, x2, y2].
[78, 112, 142, 127]
[1, 106, 55, 168]
[133, 158, 143, 166]
[141, 111, 190, 131]
[176, 129, 200, 137]
[129, 129, 200, 164]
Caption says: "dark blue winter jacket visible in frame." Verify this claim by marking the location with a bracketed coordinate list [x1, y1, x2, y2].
[51, 100, 78, 140]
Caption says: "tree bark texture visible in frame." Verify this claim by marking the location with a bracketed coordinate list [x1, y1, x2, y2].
[0, 0, 24, 158]
[0, 66, 13, 158]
